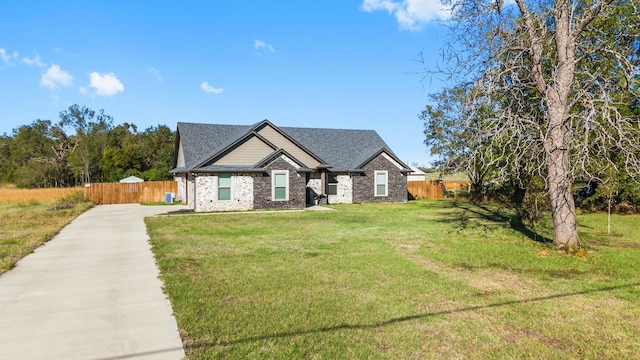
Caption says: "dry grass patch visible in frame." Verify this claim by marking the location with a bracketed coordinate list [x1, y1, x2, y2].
[0, 186, 84, 204]
[0, 188, 91, 275]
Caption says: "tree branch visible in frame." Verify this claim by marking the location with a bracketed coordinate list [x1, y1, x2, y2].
[514, 0, 547, 94]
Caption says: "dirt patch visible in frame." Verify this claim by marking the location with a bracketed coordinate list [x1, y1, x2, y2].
[47, 203, 74, 211]
[501, 324, 570, 351]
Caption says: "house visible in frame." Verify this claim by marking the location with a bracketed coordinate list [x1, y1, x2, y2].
[119, 175, 144, 183]
[171, 120, 411, 212]
[407, 166, 427, 182]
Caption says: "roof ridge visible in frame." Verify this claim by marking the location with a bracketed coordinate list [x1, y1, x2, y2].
[281, 125, 378, 132]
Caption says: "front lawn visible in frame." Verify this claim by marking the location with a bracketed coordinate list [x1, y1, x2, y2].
[146, 201, 640, 359]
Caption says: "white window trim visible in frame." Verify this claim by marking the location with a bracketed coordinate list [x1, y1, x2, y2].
[374, 170, 388, 197]
[217, 174, 232, 201]
[272, 170, 289, 201]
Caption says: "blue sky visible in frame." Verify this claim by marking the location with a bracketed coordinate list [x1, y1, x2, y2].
[0, 0, 451, 167]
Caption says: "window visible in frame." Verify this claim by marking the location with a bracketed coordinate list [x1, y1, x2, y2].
[218, 174, 231, 200]
[327, 174, 338, 196]
[272, 170, 289, 201]
[375, 171, 388, 196]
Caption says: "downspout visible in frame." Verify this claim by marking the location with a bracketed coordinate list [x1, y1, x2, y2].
[184, 173, 188, 206]
[193, 173, 197, 211]
[320, 171, 327, 205]
[349, 171, 357, 204]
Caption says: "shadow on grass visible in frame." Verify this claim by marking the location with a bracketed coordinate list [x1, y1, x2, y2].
[436, 200, 552, 244]
[187, 282, 639, 350]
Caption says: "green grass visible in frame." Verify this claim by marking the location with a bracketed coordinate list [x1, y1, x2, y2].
[146, 200, 640, 359]
[0, 192, 92, 275]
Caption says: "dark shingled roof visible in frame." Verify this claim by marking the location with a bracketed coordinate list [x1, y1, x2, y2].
[280, 127, 393, 171]
[176, 123, 250, 169]
[174, 121, 408, 172]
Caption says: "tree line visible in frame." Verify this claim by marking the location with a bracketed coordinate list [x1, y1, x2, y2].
[421, 0, 640, 247]
[0, 105, 175, 188]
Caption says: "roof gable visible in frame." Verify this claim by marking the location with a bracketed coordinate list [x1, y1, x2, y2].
[204, 133, 275, 167]
[254, 148, 308, 170]
[119, 175, 144, 183]
[356, 149, 411, 172]
[254, 122, 323, 168]
[174, 122, 250, 169]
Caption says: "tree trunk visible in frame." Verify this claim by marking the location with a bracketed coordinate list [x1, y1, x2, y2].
[541, 0, 580, 248]
[546, 143, 579, 248]
[545, 90, 579, 248]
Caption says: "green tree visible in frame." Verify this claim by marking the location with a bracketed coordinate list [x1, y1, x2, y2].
[0, 134, 13, 184]
[434, 0, 640, 248]
[3, 107, 174, 186]
[421, 84, 496, 200]
[140, 125, 174, 181]
[99, 123, 144, 182]
[60, 105, 114, 183]
[48, 122, 78, 187]
[9, 120, 56, 188]
[422, 83, 549, 222]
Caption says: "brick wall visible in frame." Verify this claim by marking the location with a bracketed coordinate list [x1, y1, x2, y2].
[253, 156, 306, 209]
[352, 154, 408, 203]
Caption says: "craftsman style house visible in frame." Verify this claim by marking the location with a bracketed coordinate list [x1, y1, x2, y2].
[171, 120, 411, 212]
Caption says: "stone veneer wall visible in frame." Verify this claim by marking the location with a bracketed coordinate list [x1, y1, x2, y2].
[307, 174, 322, 196]
[186, 174, 195, 209]
[174, 176, 185, 203]
[193, 174, 254, 212]
[352, 154, 408, 204]
[327, 174, 353, 204]
[253, 156, 306, 209]
[306, 174, 322, 206]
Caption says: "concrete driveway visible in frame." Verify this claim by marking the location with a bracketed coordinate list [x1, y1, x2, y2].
[0, 204, 186, 360]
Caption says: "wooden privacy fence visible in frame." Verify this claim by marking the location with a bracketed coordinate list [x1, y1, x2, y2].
[84, 181, 178, 205]
[407, 180, 472, 200]
[408, 180, 444, 199]
[442, 181, 472, 198]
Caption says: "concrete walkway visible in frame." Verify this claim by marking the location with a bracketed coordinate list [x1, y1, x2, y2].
[0, 204, 186, 360]
[305, 205, 335, 211]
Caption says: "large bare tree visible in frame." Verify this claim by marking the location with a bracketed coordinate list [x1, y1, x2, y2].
[435, 0, 640, 247]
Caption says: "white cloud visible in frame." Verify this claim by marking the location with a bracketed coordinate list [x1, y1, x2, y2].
[0, 48, 19, 64]
[254, 39, 275, 53]
[360, 0, 450, 31]
[22, 54, 46, 67]
[147, 67, 163, 81]
[41, 64, 73, 89]
[89, 72, 124, 96]
[200, 81, 224, 94]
